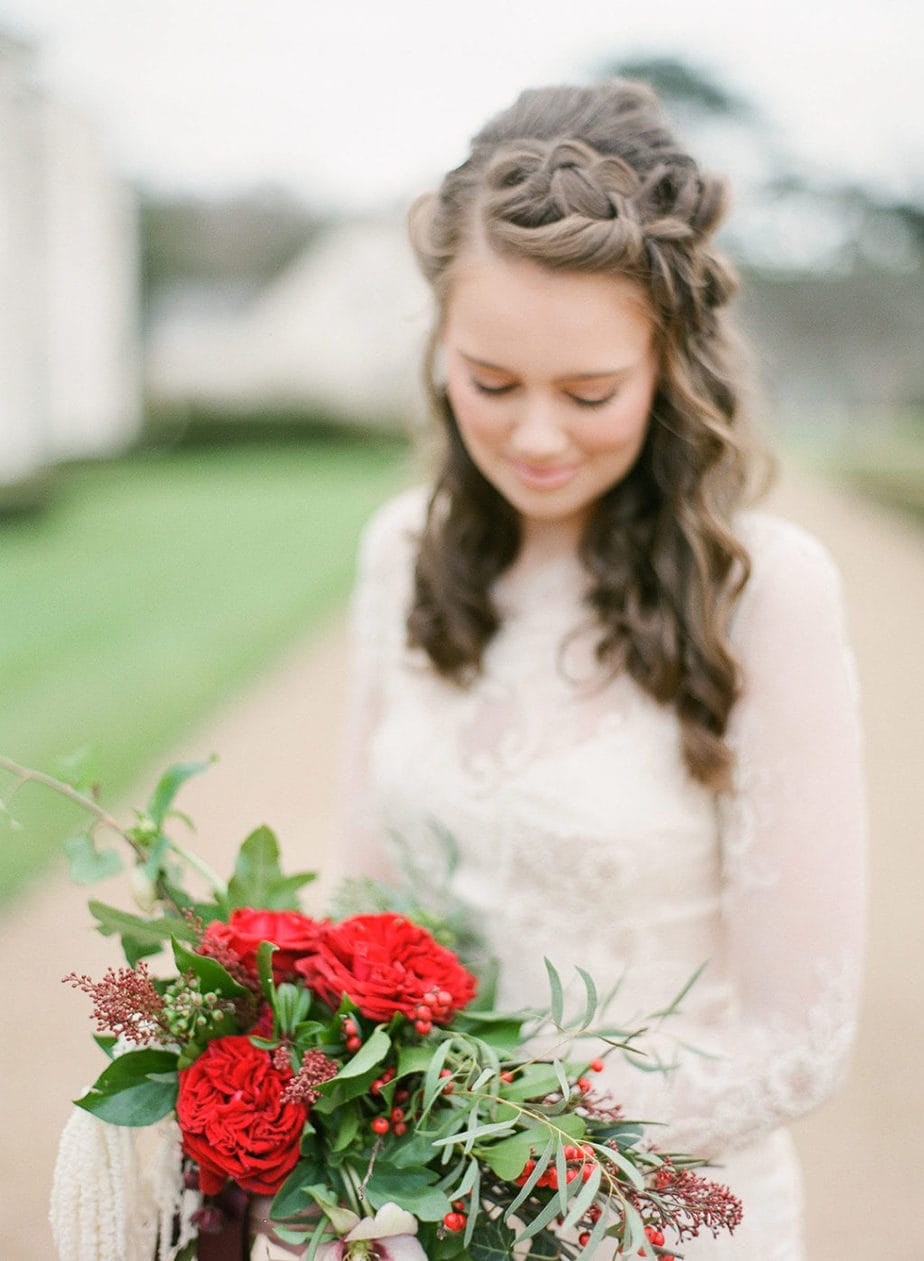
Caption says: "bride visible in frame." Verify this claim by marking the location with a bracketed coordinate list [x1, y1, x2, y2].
[333, 79, 867, 1259]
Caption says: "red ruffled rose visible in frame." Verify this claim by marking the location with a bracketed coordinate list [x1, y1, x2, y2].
[201, 907, 326, 981]
[177, 1035, 306, 1195]
[296, 913, 477, 1023]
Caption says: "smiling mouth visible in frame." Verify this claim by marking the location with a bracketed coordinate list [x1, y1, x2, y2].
[508, 460, 579, 489]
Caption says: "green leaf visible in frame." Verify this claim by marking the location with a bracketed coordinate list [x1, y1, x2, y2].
[266, 872, 318, 909]
[468, 1217, 518, 1261]
[544, 958, 564, 1026]
[482, 1127, 545, 1182]
[269, 1158, 326, 1222]
[397, 1043, 433, 1078]
[172, 937, 247, 998]
[364, 1170, 450, 1221]
[227, 826, 285, 909]
[389, 1132, 439, 1169]
[331, 1103, 360, 1152]
[89, 900, 198, 946]
[257, 939, 278, 1004]
[497, 1063, 562, 1103]
[650, 960, 708, 1020]
[75, 1049, 178, 1127]
[147, 759, 215, 828]
[64, 833, 124, 885]
[332, 1026, 391, 1079]
[575, 967, 598, 1029]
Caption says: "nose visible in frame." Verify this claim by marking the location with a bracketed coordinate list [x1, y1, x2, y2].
[508, 395, 570, 462]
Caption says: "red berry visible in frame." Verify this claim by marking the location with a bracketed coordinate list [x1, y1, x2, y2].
[563, 1145, 580, 1161]
[581, 1163, 594, 1181]
[371, 1117, 390, 1135]
[346, 1036, 362, 1053]
[370, 1079, 383, 1095]
[589, 1057, 604, 1072]
[390, 1107, 405, 1122]
[395, 1088, 410, 1103]
[566, 1168, 579, 1183]
[587, 1206, 602, 1223]
[381, 1067, 396, 1082]
[452, 1200, 466, 1211]
[437, 990, 452, 1006]
[546, 1168, 559, 1190]
[500, 1070, 515, 1083]
[343, 1019, 358, 1037]
[415, 1003, 432, 1020]
[393, 1121, 407, 1136]
[578, 1232, 591, 1247]
[576, 1076, 591, 1093]
[415, 1019, 432, 1035]
[439, 1068, 452, 1078]
[443, 1212, 466, 1232]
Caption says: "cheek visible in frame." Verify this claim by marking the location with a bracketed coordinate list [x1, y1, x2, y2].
[447, 385, 505, 449]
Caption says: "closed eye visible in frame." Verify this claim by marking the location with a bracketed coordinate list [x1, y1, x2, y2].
[566, 391, 616, 408]
[472, 380, 516, 396]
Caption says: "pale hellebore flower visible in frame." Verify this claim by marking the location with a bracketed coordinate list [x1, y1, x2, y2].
[316, 1202, 427, 1261]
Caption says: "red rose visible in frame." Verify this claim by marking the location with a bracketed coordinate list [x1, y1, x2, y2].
[202, 908, 326, 981]
[176, 1035, 306, 1195]
[296, 913, 477, 1023]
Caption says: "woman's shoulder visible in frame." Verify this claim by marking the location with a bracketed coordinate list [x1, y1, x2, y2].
[732, 509, 846, 627]
[357, 484, 429, 565]
[354, 484, 429, 601]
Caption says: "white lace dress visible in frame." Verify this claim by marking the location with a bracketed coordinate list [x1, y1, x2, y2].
[338, 486, 867, 1260]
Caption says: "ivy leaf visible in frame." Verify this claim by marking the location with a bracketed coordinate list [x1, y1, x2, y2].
[269, 1157, 326, 1223]
[146, 759, 215, 829]
[468, 1217, 518, 1261]
[64, 833, 124, 885]
[363, 1170, 449, 1221]
[75, 1049, 178, 1127]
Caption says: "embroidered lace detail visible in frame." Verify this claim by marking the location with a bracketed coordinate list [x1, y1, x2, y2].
[336, 488, 867, 1261]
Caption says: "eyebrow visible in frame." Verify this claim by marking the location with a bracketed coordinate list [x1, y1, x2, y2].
[459, 351, 631, 381]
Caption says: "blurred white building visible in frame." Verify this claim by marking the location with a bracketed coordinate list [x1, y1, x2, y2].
[0, 31, 140, 495]
[146, 217, 431, 430]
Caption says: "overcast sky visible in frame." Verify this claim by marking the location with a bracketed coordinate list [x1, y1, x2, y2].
[0, 0, 920, 210]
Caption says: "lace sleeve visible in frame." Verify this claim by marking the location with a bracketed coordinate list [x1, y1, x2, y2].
[625, 519, 868, 1158]
[332, 489, 424, 886]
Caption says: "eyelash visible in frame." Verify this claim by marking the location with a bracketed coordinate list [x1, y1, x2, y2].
[472, 381, 615, 408]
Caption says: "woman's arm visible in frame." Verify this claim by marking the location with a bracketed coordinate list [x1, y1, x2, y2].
[657, 519, 867, 1157]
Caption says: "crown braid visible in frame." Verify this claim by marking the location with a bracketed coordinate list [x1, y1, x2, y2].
[407, 80, 771, 791]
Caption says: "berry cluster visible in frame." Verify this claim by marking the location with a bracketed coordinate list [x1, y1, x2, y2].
[514, 1144, 597, 1190]
[442, 1201, 468, 1233]
[412, 987, 455, 1035]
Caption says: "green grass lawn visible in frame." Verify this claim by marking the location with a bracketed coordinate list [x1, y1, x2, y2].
[0, 438, 409, 906]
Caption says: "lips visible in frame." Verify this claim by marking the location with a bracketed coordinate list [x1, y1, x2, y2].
[508, 459, 579, 490]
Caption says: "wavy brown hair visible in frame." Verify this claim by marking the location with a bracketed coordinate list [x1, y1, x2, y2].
[406, 80, 771, 791]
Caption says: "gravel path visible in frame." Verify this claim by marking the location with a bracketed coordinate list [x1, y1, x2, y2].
[1, 468, 920, 1260]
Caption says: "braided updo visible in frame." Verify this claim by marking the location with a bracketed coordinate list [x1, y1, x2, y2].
[406, 80, 770, 791]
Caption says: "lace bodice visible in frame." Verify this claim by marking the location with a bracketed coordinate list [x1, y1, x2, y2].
[337, 486, 867, 1183]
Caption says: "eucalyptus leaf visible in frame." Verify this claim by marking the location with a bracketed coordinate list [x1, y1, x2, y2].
[575, 966, 598, 1029]
[544, 958, 564, 1026]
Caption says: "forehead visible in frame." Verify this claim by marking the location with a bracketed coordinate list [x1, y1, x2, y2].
[441, 248, 654, 374]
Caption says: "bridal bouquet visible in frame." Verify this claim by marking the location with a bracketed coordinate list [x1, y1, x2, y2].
[1, 756, 742, 1261]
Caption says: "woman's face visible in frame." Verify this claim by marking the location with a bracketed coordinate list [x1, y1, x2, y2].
[442, 249, 660, 541]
